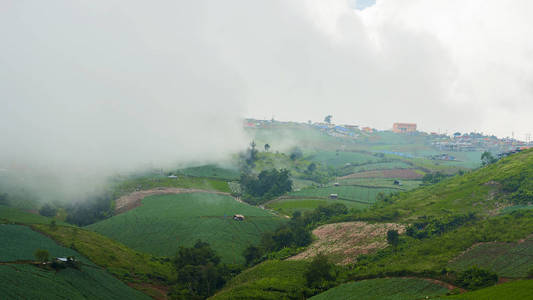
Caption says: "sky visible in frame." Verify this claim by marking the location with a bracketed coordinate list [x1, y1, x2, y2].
[0, 0, 532, 199]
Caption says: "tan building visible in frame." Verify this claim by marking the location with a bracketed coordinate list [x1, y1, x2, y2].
[393, 123, 417, 133]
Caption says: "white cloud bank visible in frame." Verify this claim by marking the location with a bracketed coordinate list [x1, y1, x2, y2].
[0, 0, 532, 199]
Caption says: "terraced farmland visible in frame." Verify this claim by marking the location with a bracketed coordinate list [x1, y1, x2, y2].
[288, 185, 396, 204]
[266, 198, 369, 216]
[448, 236, 533, 277]
[0, 224, 151, 300]
[176, 164, 240, 180]
[0, 264, 150, 300]
[0, 224, 83, 262]
[87, 192, 286, 264]
[309, 278, 449, 300]
[307, 151, 379, 167]
[445, 279, 533, 300]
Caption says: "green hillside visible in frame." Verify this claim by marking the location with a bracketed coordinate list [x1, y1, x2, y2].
[0, 264, 150, 300]
[309, 278, 449, 300]
[210, 260, 310, 300]
[87, 192, 286, 264]
[0, 224, 150, 300]
[266, 198, 368, 216]
[362, 149, 533, 222]
[444, 279, 533, 299]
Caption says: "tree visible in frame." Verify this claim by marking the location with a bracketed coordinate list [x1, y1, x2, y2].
[243, 245, 263, 266]
[455, 267, 498, 290]
[307, 163, 317, 173]
[264, 143, 270, 152]
[39, 203, 57, 217]
[481, 151, 497, 166]
[34, 249, 50, 262]
[387, 230, 399, 248]
[304, 253, 335, 288]
[289, 147, 303, 161]
[324, 115, 332, 124]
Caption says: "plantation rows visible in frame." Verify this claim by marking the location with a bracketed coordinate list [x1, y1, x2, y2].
[267, 198, 369, 216]
[288, 186, 396, 204]
[448, 237, 533, 277]
[0, 225, 82, 262]
[87, 193, 286, 264]
[309, 278, 449, 300]
[0, 264, 150, 300]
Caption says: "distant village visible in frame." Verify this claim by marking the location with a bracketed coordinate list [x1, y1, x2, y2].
[244, 119, 532, 155]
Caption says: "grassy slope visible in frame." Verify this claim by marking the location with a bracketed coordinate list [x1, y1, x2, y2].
[448, 236, 533, 278]
[289, 185, 396, 203]
[444, 280, 533, 300]
[0, 224, 151, 300]
[87, 193, 286, 264]
[309, 278, 449, 300]
[364, 149, 533, 221]
[0, 205, 67, 225]
[210, 260, 309, 300]
[33, 224, 174, 283]
[176, 165, 240, 181]
[267, 198, 368, 216]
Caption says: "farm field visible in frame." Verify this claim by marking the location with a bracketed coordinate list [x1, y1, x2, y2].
[110, 175, 231, 199]
[339, 169, 423, 180]
[346, 160, 414, 173]
[0, 224, 84, 262]
[448, 236, 533, 277]
[309, 278, 449, 300]
[176, 164, 240, 180]
[307, 151, 379, 167]
[0, 264, 150, 300]
[266, 198, 369, 216]
[337, 177, 422, 190]
[87, 192, 286, 264]
[0, 205, 67, 225]
[210, 260, 309, 300]
[288, 185, 396, 203]
[288, 221, 405, 265]
[444, 279, 533, 300]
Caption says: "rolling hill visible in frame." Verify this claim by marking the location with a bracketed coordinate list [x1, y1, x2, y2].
[87, 192, 286, 264]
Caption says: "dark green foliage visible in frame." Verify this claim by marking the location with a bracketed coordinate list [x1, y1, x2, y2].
[289, 147, 304, 161]
[305, 253, 336, 289]
[307, 162, 317, 173]
[501, 170, 533, 205]
[243, 245, 263, 266]
[240, 169, 292, 205]
[171, 240, 239, 299]
[386, 230, 399, 247]
[481, 151, 497, 166]
[38, 203, 57, 217]
[422, 171, 449, 185]
[455, 267, 498, 290]
[324, 115, 332, 124]
[34, 249, 50, 262]
[65, 194, 113, 226]
[405, 213, 477, 239]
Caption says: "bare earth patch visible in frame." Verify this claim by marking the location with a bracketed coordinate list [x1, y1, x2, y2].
[288, 221, 405, 265]
[114, 188, 234, 214]
[340, 169, 423, 180]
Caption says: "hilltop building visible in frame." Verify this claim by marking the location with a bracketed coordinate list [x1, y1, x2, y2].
[393, 123, 417, 133]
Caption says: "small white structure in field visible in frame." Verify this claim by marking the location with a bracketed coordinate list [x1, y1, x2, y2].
[233, 214, 245, 221]
[334, 183, 340, 187]
[329, 194, 338, 199]
[168, 175, 178, 179]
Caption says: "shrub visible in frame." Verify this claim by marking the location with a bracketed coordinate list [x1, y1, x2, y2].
[455, 267, 498, 290]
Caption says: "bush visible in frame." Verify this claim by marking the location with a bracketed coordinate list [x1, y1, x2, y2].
[39, 203, 57, 217]
[34, 249, 50, 262]
[305, 253, 336, 288]
[455, 267, 498, 290]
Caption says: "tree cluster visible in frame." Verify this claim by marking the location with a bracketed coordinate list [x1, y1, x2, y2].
[406, 213, 477, 239]
[455, 267, 498, 290]
[39, 203, 57, 217]
[304, 253, 336, 290]
[421, 172, 449, 185]
[240, 169, 292, 205]
[170, 240, 239, 299]
[481, 151, 497, 166]
[65, 194, 113, 226]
